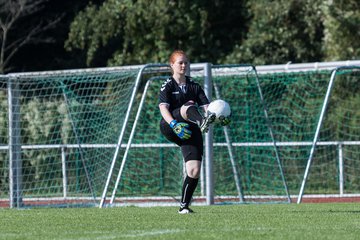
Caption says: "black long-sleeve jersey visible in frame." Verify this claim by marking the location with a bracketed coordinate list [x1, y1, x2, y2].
[158, 76, 210, 113]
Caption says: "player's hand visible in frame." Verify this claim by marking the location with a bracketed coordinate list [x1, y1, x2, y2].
[219, 115, 231, 126]
[170, 120, 192, 140]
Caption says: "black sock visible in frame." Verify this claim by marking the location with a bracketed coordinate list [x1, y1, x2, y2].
[180, 176, 199, 208]
[186, 106, 203, 125]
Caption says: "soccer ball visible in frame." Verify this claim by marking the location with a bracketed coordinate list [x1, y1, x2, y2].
[207, 99, 231, 122]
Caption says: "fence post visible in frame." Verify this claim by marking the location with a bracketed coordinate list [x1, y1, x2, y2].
[338, 143, 344, 196]
[8, 77, 23, 208]
[61, 147, 68, 199]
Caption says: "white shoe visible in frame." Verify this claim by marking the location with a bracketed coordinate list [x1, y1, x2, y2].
[200, 113, 216, 133]
[178, 207, 194, 214]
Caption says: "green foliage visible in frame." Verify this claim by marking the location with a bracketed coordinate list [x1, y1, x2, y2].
[224, 0, 325, 65]
[0, 90, 8, 144]
[21, 98, 66, 182]
[65, 1, 125, 66]
[0, 90, 9, 195]
[65, 0, 247, 66]
[323, 72, 360, 141]
[66, 0, 359, 66]
[322, 0, 360, 60]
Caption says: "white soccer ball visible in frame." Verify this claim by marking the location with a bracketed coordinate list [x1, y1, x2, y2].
[207, 99, 231, 122]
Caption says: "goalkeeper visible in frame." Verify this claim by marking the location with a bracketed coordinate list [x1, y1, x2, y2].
[159, 50, 230, 214]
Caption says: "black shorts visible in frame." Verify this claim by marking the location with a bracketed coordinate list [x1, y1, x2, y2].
[160, 108, 203, 161]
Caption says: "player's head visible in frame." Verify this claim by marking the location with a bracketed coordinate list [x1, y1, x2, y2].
[169, 50, 189, 75]
[169, 50, 187, 64]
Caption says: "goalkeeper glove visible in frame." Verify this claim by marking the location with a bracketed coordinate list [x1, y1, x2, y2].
[219, 115, 231, 126]
[170, 120, 192, 140]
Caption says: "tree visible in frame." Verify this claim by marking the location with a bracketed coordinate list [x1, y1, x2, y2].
[224, 0, 325, 65]
[0, 0, 62, 73]
[65, 0, 247, 67]
[322, 0, 360, 61]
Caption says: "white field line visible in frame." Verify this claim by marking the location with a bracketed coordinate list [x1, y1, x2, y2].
[60, 229, 183, 240]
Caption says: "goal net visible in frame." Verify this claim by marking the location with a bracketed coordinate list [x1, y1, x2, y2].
[1, 63, 359, 208]
[210, 65, 291, 204]
[297, 67, 360, 202]
[1, 67, 143, 207]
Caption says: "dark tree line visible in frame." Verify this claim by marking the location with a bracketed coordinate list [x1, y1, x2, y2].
[0, 0, 104, 73]
[1, 0, 359, 74]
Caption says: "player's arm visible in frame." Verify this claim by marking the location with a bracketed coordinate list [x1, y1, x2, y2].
[159, 103, 175, 124]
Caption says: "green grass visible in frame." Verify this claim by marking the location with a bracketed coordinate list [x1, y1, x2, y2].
[0, 203, 360, 239]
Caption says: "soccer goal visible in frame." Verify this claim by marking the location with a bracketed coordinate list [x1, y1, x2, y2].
[210, 64, 292, 204]
[1, 61, 360, 208]
[230, 63, 360, 204]
[297, 66, 360, 203]
[1, 65, 171, 208]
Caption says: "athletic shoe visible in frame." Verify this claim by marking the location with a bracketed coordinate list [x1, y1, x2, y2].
[178, 207, 194, 214]
[200, 112, 216, 133]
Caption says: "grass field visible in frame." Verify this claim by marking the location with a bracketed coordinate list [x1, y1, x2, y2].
[0, 203, 359, 240]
